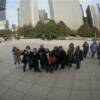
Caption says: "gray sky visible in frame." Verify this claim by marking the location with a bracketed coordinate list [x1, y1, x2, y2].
[6, 0, 100, 27]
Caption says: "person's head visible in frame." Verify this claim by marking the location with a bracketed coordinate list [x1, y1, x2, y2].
[76, 46, 80, 51]
[69, 43, 74, 48]
[54, 46, 58, 51]
[40, 44, 44, 49]
[84, 41, 87, 44]
[45, 48, 50, 53]
[33, 48, 37, 53]
[12, 46, 18, 51]
[59, 46, 63, 51]
[26, 45, 31, 50]
[93, 40, 97, 44]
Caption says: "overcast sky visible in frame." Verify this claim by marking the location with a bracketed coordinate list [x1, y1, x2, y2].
[6, 0, 100, 27]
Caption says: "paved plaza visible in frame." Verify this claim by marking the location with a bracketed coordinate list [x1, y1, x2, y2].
[0, 39, 100, 100]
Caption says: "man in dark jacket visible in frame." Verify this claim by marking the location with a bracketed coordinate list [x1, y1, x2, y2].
[67, 43, 74, 67]
[83, 41, 89, 58]
[51, 46, 60, 71]
[38, 45, 48, 70]
[32, 48, 41, 72]
[58, 46, 67, 69]
[74, 46, 83, 69]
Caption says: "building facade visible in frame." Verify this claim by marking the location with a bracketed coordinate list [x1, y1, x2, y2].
[49, 0, 83, 30]
[0, 0, 6, 20]
[86, 5, 98, 30]
[97, 4, 100, 31]
[0, 0, 9, 30]
[48, 0, 54, 20]
[19, 0, 39, 27]
[39, 9, 48, 21]
[0, 20, 9, 30]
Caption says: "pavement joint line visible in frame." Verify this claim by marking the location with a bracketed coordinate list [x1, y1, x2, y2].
[87, 57, 93, 100]
[20, 71, 42, 100]
[45, 71, 60, 100]
[68, 68, 76, 100]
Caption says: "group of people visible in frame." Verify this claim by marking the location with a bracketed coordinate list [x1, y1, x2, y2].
[12, 40, 100, 73]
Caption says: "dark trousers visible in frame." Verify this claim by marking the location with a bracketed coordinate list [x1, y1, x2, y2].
[60, 60, 66, 69]
[84, 50, 88, 58]
[33, 63, 41, 72]
[91, 51, 96, 58]
[53, 61, 59, 71]
[23, 63, 32, 72]
[47, 64, 54, 73]
[76, 60, 81, 69]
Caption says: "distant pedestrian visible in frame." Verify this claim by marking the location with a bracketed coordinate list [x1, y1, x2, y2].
[90, 41, 97, 58]
[58, 46, 67, 69]
[38, 45, 48, 70]
[74, 46, 83, 69]
[12, 46, 22, 67]
[83, 41, 89, 58]
[67, 43, 75, 67]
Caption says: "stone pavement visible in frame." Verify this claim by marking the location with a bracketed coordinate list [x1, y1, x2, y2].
[0, 40, 100, 100]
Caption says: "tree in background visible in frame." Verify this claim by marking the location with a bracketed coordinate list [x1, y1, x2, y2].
[57, 21, 71, 36]
[0, 29, 14, 37]
[78, 24, 93, 37]
[92, 26, 100, 39]
[17, 24, 34, 38]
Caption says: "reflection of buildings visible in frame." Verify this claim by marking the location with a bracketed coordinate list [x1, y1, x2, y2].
[86, 5, 98, 29]
[19, 0, 83, 30]
[48, 0, 54, 20]
[97, 4, 100, 31]
[0, 0, 6, 21]
[39, 9, 48, 21]
[0, 0, 9, 30]
[0, 20, 9, 30]
[19, 0, 39, 27]
[48, 0, 83, 30]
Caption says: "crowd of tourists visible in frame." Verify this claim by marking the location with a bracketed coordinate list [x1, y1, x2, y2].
[12, 40, 100, 73]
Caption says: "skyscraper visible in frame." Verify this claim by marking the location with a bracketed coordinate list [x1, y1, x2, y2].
[0, 0, 9, 30]
[48, 0, 54, 20]
[97, 4, 100, 31]
[49, 0, 83, 30]
[86, 5, 98, 29]
[39, 9, 48, 21]
[19, 0, 39, 27]
[0, 0, 6, 21]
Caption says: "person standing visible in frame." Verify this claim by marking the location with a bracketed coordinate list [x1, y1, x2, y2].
[74, 46, 83, 69]
[58, 46, 67, 69]
[67, 43, 75, 67]
[32, 48, 41, 72]
[83, 41, 89, 58]
[90, 41, 97, 58]
[22, 46, 32, 72]
[38, 45, 47, 70]
[12, 46, 22, 67]
[97, 42, 100, 65]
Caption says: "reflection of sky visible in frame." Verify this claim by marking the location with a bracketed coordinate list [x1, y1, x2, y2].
[6, 0, 100, 27]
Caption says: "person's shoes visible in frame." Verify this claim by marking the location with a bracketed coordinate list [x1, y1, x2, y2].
[76, 67, 80, 69]
[38, 70, 42, 72]
[14, 62, 16, 65]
